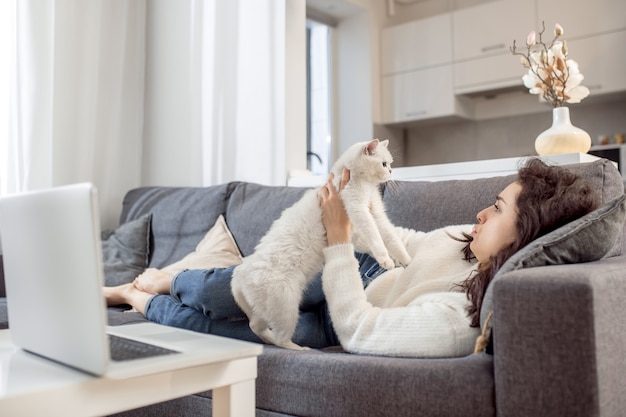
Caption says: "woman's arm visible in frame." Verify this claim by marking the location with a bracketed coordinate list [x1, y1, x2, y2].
[321, 244, 478, 357]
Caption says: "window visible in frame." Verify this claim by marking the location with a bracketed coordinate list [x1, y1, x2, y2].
[306, 19, 332, 176]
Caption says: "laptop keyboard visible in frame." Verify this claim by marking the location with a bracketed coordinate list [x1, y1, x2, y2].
[109, 334, 180, 361]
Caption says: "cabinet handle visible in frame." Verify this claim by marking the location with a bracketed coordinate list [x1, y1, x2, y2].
[587, 84, 603, 91]
[405, 110, 427, 117]
[480, 43, 506, 53]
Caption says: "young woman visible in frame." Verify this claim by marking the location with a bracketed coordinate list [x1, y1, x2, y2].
[104, 159, 599, 358]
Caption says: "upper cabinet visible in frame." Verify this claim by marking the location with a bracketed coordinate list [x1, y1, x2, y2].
[453, 53, 523, 94]
[380, 0, 626, 124]
[381, 13, 452, 75]
[537, 0, 626, 39]
[381, 14, 470, 124]
[452, 0, 534, 62]
[535, 0, 626, 98]
[452, 0, 535, 93]
[381, 65, 471, 124]
[567, 30, 626, 96]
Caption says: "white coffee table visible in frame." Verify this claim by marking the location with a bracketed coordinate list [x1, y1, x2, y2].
[0, 329, 263, 417]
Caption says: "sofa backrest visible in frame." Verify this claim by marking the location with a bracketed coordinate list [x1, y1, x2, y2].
[120, 182, 310, 264]
[384, 159, 624, 230]
[225, 183, 309, 256]
[119, 158, 624, 267]
[383, 158, 625, 255]
[383, 174, 515, 232]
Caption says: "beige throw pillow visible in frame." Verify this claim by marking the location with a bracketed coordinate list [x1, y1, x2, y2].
[161, 214, 243, 276]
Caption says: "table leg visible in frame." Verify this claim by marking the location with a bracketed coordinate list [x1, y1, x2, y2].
[212, 379, 256, 417]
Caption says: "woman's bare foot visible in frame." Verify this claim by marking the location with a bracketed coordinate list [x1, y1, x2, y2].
[133, 268, 174, 295]
[103, 283, 152, 315]
[103, 283, 134, 306]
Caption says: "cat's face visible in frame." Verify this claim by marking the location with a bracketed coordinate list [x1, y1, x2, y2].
[352, 139, 393, 184]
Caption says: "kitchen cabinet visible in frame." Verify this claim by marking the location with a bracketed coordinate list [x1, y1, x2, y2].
[452, 0, 534, 63]
[381, 14, 460, 123]
[453, 26, 626, 105]
[537, 0, 626, 40]
[380, 0, 626, 125]
[534, 0, 626, 98]
[381, 13, 452, 75]
[567, 30, 626, 96]
[382, 65, 470, 124]
[453, 49, 523, 94]
[452, 0, 535, 93]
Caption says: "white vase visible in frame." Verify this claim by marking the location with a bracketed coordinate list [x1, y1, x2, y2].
[535, 107, 591, 155]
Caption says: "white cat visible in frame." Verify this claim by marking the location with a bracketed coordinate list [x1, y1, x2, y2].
[231, 139, 412, 350]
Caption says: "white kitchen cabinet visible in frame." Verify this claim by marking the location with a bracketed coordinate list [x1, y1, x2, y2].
[452, 0, 535, 63]
[567, 30, 626, 96]
[380, 0, 626, 125]
[537, 0, 626, 40]
[454, 51, 524, 94]
[382, 65, 471, 124]
[451, 28, 626, 107]
[381, 13, 452, 76]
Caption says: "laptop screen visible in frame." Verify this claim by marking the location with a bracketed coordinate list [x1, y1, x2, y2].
[0, 183, 111, 374]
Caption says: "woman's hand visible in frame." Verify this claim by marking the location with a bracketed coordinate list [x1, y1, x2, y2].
[318, 168, 351, 245]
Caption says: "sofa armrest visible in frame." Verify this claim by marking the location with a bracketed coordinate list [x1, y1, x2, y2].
[493, 256, 626, 417]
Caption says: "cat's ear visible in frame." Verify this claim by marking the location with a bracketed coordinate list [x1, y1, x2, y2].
[380, 139, 389, 148]
[365, 139, 380, 155]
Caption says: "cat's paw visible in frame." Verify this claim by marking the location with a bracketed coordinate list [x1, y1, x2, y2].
[388, 246, 412, 267]
[377, 255, 395, 270]
[397, 252, 412, 267]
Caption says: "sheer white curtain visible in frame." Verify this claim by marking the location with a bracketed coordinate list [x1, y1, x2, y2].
[190, 0, 287, 186]
[0, 0, 16, 197]
[3, 0, 146, 229]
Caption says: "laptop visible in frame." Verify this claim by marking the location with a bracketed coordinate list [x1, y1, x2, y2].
[0, 183, 261, 379]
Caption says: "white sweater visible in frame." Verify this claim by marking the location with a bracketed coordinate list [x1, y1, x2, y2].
[322, 224, 480, 358]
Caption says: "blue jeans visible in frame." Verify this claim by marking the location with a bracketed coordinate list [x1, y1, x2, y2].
[144, 252, 387, 348]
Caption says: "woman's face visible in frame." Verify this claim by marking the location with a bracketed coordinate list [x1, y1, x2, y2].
[470, 182, 522, 264]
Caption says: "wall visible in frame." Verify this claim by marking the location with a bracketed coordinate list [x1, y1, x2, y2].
[285, 1, 308, 177]
[142, 0, 198, 186]
[334, 10, 374, 156]
[323, 0, 406, 167]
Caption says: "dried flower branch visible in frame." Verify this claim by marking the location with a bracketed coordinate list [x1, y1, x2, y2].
[511, 22, 590, 108]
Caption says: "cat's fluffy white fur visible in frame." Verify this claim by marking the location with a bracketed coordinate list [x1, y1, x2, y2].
[231, 139, 412, 350]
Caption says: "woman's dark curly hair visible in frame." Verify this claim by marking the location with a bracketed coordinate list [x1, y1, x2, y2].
[458, 158, 600, 327]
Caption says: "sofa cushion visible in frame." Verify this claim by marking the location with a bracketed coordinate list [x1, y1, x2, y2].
[101, 213, 152, 286]
[478, 193, 626, 350]
[207, 346, 496, 417]
[161, 214, 243, 276]
[118, 185, 232, 268]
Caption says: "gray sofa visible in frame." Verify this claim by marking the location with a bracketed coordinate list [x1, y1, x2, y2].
[1, 158, 625, 417]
